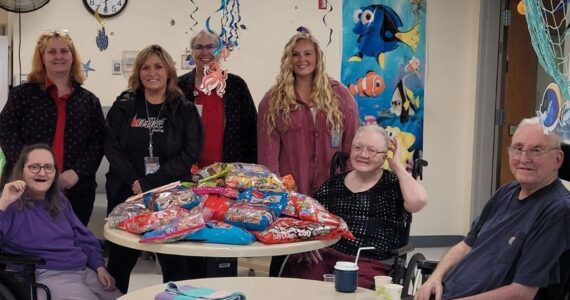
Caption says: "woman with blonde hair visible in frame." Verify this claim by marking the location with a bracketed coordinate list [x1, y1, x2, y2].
[258, 28, 359, 276]
[0, 30, 105, 226]
[105, 44, 202, 293]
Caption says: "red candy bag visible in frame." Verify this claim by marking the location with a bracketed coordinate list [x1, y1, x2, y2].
[254, 217, 355, 244]
[202, 194, 235, 222]
[290, 192, 340, 226]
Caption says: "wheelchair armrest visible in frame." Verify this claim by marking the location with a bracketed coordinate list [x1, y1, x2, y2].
[390, 243, 416, 257]
[417, 260, 438, 274]
[0, 253, 45, 266]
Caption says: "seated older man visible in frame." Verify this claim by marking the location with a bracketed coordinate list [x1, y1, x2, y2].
[415, 117, 570, 300]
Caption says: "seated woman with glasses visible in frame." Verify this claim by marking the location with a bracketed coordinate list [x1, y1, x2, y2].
[0, 30, 105, 227]
[280, 125, 428, 289]
[0, 144, 122, 300]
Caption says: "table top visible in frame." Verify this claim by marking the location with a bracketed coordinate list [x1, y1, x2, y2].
[119, 277, 377, 300]
[103, 223, 339, 257]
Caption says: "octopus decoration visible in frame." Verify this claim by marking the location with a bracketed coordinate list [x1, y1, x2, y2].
[199, 62, 228, 97]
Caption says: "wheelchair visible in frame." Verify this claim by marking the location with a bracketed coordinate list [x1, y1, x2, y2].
[0, 252, 51, 300]
[406, 142, 570, 299]
[330, 151, 429, 298]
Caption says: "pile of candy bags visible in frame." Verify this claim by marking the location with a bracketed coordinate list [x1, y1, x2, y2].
[107, 163, 354, 245]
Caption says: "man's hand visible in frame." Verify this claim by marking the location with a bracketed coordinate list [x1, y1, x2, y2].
[296, 250, 323, 264]
[415, 276, 443, 300]
[96, 266, 117, 291]
[59, 169, 79, 190]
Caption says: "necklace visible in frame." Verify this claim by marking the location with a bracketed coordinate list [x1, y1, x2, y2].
[144, 99, 165, 157]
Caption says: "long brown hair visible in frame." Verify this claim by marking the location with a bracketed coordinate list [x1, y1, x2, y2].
[264, 32, 343, 134]
[27, 30, 85, 84]
[8, 144, 62, 218]
[128, 44, 183, 100]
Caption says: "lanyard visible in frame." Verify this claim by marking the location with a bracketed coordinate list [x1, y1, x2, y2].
[144, 99, 165, 157]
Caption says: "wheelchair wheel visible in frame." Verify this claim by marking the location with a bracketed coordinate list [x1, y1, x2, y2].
[0, 283, 17, 300]
[402, 253, 426, 296]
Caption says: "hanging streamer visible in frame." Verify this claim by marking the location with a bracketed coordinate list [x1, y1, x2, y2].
[205, 0, 243, 53]
[94, 7, 108, 51]
[189, 0, 199, 32]
[322, 0, 334, 46]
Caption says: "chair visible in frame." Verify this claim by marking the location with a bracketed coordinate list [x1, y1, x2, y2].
[410, 142, 570, 299]
[330, 151, 429, 297]
[0, 252, 51, 300]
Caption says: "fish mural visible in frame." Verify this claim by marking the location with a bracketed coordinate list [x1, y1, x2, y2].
[390, 77, 420, 124]
[341, 0, 426, 170]
[349, 4, 420, 68]
[348, 71, 386, 97]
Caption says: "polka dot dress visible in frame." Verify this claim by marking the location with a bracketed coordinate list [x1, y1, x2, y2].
[314, 171, 408, 260]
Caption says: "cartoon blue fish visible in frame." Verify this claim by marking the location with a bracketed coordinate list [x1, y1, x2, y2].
[349, 5, 420, 68]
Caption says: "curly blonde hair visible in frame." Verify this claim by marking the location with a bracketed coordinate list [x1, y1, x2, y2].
[265, 32, 343, 134]
[27, 30, 85, 84]
[128, 44, 183, 100]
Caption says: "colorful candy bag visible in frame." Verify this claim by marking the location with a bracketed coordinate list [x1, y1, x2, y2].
[143, 186, 200, 211]
[198, 162, 233, 182]
[140, 208, 205, 243]
[280, 174, 296, 191]
[224, 163, 285, 192]
[184, 221, 255, 245]
[117, 208, 184, 234]
[202, 194, 235, 222]
[193, 186, 239, 199]
[253, 217, 355, 244]
[224, 203, 275, 231]
[107, 200, 149, 229]
[290, 192, 340, 226]
[237, 188, 288, 216]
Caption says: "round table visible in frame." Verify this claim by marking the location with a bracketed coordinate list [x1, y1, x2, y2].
[118, 277, 377, 300]
[103, 223, 339, 257]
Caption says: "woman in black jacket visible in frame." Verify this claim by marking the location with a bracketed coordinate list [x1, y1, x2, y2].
[104, 44, 202, 294]
[0, 30, 104, 226]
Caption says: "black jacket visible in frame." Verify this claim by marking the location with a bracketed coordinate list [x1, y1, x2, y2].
[177, 70, 257, 163]
[104, 91, 203, 193]
[0, 82, 104, 192]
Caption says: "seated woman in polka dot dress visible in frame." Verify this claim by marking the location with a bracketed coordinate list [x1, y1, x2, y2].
[280, 125, 428, 289]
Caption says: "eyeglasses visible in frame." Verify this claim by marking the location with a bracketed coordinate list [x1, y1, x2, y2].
[352, 145, 386, 157]
[192, 44, 216, 51]
[508, 146, 558, 159]
[25, 164, 56, 174]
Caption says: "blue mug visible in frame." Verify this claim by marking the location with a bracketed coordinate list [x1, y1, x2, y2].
[334, 261, 359, 293]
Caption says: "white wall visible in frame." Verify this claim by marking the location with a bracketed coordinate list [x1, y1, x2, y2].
[7, 0, 481, 237]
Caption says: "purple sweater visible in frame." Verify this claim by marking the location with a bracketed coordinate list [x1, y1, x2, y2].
[0, 194, 104, 271]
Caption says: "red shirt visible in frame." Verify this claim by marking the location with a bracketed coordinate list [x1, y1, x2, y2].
[195, 88, 224, 167]
[46, 79, 70, 172]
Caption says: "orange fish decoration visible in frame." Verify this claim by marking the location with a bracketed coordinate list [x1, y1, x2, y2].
[348, 71, 385, 97]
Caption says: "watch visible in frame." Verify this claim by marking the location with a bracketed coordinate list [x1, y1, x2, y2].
[83, 0, 128, 18]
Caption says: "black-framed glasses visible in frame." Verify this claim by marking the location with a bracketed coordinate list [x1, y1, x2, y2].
[192, 44, 216, 51]
[508, 146, 558, 159]
[351, 145, 386, 157]
[25, 164, 56, 174]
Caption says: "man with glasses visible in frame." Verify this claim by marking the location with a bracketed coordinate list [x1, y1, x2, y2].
[415, 117, 570, 300]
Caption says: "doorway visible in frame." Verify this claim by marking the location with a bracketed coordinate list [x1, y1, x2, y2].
[498, 0, 540, 185]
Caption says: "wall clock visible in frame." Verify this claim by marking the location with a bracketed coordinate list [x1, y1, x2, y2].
[83, 0, 128, 18]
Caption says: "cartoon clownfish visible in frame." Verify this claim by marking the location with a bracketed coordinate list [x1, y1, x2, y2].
[349, 5, 420, 69]
[348, 71, 385, 98]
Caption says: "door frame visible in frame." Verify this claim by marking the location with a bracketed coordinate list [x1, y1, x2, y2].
[470, 0, 506, 220]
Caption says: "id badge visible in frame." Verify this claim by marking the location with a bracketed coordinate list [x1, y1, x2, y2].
[144, 156, 160, 175]
[331, 129, 341, 148]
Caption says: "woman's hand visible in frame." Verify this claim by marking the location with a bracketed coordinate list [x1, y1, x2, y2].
[59, 170, 79, 190]
[96, 266, 117, 291]
[131, 180, 142, 195]
[0, 180, 26, 210]
[387, 136, 405, 172]
[296, 250, 323, 264]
